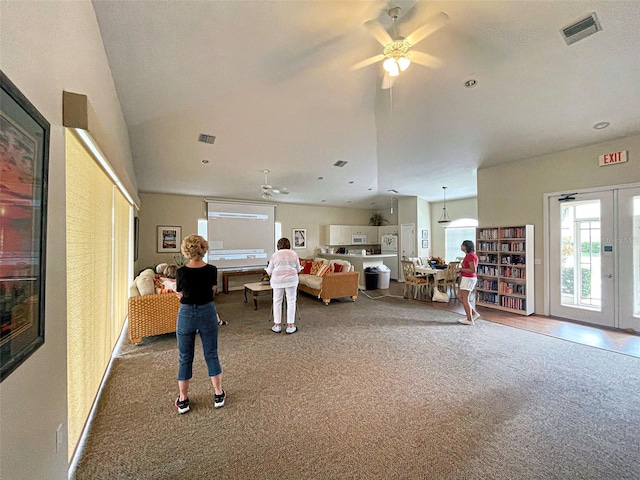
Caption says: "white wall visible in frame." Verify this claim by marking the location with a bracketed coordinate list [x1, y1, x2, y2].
[0, 2, 137, 479]
[478, 134, 640, 313]
[136, 192, 375, 270]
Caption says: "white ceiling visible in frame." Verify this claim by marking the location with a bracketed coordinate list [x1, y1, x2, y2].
[92, 0, 640, 209]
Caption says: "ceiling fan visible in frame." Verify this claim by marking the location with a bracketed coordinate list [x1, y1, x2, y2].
[351, 7, 449, 89]
[260, 169, 289, 199]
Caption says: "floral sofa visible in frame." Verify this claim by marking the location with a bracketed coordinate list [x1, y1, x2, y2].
[127, 269, 180, 344]
[298, 258, 360, 305]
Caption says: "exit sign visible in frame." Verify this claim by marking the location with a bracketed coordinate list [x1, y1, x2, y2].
[599, 150, 628, 166]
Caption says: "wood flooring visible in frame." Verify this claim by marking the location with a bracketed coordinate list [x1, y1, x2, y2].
[382, 281, 640, 359]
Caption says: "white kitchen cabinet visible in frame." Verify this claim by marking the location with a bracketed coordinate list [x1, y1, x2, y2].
[322, 225, 351, 245]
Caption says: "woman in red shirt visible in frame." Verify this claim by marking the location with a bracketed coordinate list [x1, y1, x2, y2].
[457, 240, 480, 325]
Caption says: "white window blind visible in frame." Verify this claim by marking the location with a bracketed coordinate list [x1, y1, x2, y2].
[65, 129, 132, 459]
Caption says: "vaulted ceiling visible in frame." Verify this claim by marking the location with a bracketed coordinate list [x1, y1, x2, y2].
[92, 0, 640, 209]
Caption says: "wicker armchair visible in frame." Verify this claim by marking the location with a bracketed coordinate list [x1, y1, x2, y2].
[128, 292, 180, 344]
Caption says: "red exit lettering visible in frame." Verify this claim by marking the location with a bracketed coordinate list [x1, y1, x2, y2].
[599, 150, 628, 167]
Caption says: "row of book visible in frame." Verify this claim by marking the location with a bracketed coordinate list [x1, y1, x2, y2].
[501, 255, 525, 265]
[478, 254, 498, 264]
[478, 241, 498, 252]
[501, 227, 526, 239]
[501, 296, 526, 310]
[478, 265, 498, 276]
[477, 291, 499, 304]
[477, 228, 499, 240]
[501, 242, 526, 252]
[499, 282, 526, 295]
[500, 266, 525, 278]
[477, 279, 498, 291]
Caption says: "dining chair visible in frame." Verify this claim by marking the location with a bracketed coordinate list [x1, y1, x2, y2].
[436, 261, 461, 299]
[401, 260, 430, 299]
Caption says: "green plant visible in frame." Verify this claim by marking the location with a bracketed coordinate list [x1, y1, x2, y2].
[369, 211, 388, 226]
[173, 253, 187, 267]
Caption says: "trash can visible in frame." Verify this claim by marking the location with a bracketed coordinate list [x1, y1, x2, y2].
[364, 267, 380, 290]
[377, 270, 391, 289]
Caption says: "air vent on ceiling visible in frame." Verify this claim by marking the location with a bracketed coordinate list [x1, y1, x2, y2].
[198, 134, 216, 144]
[333, 160, 348, 167]
[561, 12, 601, 45]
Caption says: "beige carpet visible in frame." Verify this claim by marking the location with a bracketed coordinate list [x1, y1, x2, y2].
[71, 289, 640, 479]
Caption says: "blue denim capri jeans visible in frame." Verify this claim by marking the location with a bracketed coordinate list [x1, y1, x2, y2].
[176, 302, 222, 381]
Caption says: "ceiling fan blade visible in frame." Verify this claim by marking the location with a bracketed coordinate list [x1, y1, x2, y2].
[404, 11, 449, 47]
[381, 72, 395, 90]
[350, 53, 385, 71]
[363, 19, 393, 47]
[271, 187, 289, 195]
[409, 50, 443, 69]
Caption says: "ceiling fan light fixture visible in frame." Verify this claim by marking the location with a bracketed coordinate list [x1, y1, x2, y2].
[398, 56, 410, 71]
[383, 57, 396, 73]
[388, 63, 400, 77]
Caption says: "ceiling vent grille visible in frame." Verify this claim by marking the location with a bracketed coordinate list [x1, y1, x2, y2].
[198, 134, 216, 144]
[561, 12, 601, 45]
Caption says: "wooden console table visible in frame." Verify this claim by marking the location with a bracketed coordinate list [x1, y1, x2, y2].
[222, 268, 266, 293]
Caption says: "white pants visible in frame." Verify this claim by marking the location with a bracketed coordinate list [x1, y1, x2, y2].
[273, 285, 297, 325]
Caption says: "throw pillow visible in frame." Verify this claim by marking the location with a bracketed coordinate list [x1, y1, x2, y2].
[302, 261, 313, 275]
[316, 264, 331, 277]
[310, 261, 324, 275]
[135, 269, 156, 296]
[333, 263, 343, 273]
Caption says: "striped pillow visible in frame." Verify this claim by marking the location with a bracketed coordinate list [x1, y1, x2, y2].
[310, 261, 324, 275]
[316, 264, 332, 277]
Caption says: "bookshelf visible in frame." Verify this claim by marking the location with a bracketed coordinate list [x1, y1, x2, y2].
[476, 225, 534, 315]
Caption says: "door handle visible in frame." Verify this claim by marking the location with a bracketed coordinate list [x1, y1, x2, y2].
[604, 274, 613, 278]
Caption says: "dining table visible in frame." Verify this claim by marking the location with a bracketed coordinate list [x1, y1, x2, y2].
[414, 266, 448, 299]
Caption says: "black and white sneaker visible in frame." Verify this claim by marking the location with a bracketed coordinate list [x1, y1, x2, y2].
[214, 389, 226, 408]
[175, 396, 190, 414]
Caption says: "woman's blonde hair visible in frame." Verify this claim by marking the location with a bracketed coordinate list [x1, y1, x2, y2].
[181, 234, 208, 260]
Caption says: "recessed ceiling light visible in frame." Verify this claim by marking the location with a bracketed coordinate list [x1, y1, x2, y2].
[349, 181, 354, 184]
[368, 188, 372, 191]
[347, 201, 352, 203]
[334, 160, 348, 167]
[201, 159, 210, 164]
[464, 79, 478, 88]
[317, 176, 324, 180]
[593, 121, 610, 130]
[321, 200, 326, 202]
[370, 202, 376, 205]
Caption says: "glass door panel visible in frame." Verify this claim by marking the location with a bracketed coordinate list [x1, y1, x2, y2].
[550, 191, 614, 327]
[617, 187, 640, 331]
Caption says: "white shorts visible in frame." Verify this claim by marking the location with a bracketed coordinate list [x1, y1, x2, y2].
[459, 276, 477, 291]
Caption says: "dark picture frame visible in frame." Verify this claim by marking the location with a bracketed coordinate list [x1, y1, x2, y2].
[292, 228, 306, 249]
[157, 225, 181, 253]
[0, 71, 50, 382]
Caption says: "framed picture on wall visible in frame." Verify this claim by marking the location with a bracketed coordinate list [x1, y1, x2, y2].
[157, 226, 181, 253]
[422, 240, 429, 248]
[422, 229, 428, 239]
[292, 228, 306, 249]
[0, 71, 50, 382]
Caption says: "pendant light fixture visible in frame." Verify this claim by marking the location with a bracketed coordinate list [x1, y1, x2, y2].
[438, 186, 451, 225]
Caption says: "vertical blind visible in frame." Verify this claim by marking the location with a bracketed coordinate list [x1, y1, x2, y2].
[65, 130, 131, 459]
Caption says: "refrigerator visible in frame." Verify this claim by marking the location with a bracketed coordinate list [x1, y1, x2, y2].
[381, 234, 399, 280]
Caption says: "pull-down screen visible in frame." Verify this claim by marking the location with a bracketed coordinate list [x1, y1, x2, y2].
[206, 201, 275, 270]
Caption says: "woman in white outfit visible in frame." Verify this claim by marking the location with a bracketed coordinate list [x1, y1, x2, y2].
[266, 238, 302, 334]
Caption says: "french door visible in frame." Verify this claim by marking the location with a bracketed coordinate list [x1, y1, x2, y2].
[548, 186, 640, 330]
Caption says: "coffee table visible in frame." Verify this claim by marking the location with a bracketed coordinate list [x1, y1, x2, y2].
[244, 282, 272, 310]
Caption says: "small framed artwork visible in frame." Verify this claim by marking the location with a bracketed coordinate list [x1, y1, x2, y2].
[422, 229, 429, 239]
[157, 226, 181, 253]
[292, 228, 307, 249]
[422, 240, 429, 249]
[1, 71, 50, 382]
